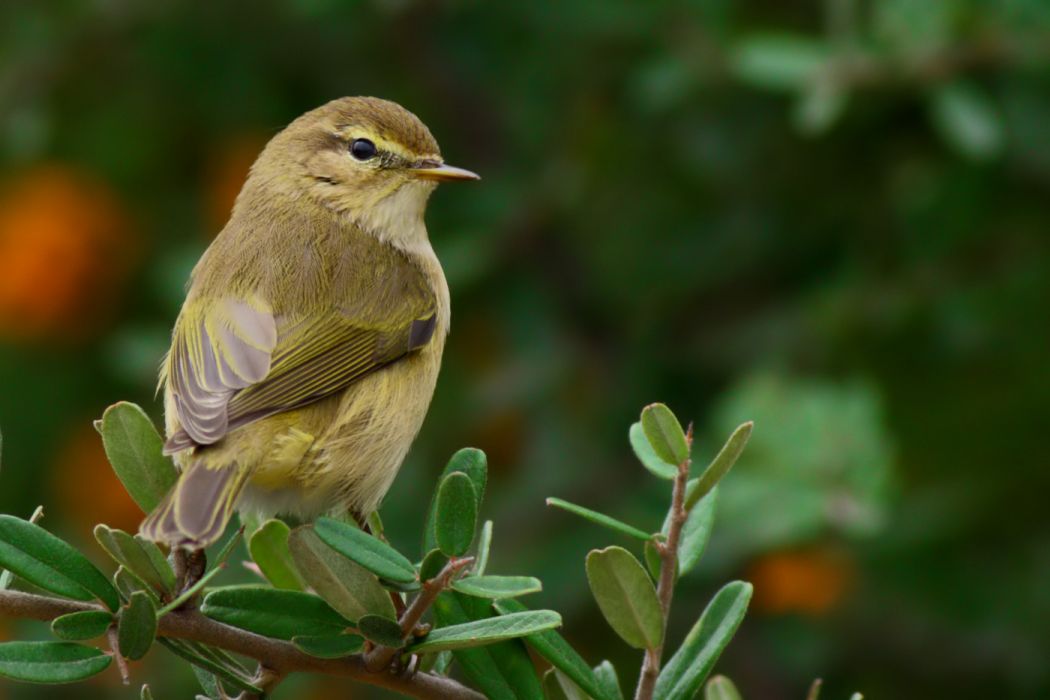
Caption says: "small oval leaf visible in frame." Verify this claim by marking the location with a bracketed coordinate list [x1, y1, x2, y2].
[640, 404, 689, 466]
[435, 472, 478, 557]
[0, 515, 120, 611]
[201, 586, 351, 640]
[94, 525, 176, 597]
[425, 449, 487, 552]
[289, 526, 396, 622]
[594, 661, 625, 700]
[291, 633, 365, 658]
[98, 402, 179, 513]
[357, 614, 405, 648]
[313, 518, 417, 584]
[653, 581, 753, 700]
[118, 590, 157, 661]
[687, 422, 752, 510]
[411, 609, 561, 653]
[546, 499, 650, 541]
[630, 422, 678, 479]
[420, 549, 450, 583]
[453, 576, 542, 600]
[585, 546, 663, 650]
[249, 520, 304, 590]
[51, 610, 113, 641]
[705, 675, 743, 700]
[0, 641, 112, 683]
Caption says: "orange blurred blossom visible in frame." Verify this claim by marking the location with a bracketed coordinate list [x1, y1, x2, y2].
[747, 546, 855, 616]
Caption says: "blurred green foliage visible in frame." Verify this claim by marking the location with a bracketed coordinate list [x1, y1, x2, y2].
[0, 0, 1047, 698]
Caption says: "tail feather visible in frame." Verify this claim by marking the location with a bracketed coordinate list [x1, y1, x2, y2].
[140, 461, 247, 548]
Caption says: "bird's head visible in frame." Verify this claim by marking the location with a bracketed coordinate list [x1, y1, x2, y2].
[243, 96, 478, 247]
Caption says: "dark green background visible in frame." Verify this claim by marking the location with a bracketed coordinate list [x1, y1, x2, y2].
[1, 1, 1047, 699]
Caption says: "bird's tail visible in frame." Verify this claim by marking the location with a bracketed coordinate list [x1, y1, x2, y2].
[140, 460, 248, 548]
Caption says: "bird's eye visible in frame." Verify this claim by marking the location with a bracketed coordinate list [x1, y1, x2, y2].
[349, 138, 378, 161]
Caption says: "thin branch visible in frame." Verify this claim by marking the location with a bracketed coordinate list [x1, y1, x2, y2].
[365, 557, 474, 672]
[0, 589, 483, 700]
[106, 626, 130, 685]
[634, 425, 693, 700]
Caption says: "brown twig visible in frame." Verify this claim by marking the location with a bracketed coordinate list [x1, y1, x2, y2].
[364, 557, 474, 673]
[0, 589, 483, 700]
[634, 425, 693, 700]
[106, 626, 130, 685]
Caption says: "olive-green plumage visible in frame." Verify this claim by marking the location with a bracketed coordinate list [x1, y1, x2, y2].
[140, 97, 478, 548]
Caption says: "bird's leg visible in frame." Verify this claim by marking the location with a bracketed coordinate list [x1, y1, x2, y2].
[172, 547, 208, 608]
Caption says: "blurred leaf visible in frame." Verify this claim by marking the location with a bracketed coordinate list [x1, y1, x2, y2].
[411, 609, 561, 653]
[425, 448, 488, 552]
[433, 591, 544, 700]
[420, 549, 450, 583]
[644, 538, 663, 582]
[688, 423, 752, 510]
[249, 519, 304, 591]
[474, 520, 493, 575]
[653, 581, 752, 700]
[94, 525, 176, 597]
[629, 422, 678, 479]
[495, 598, 615, 700]
[357, 614, 405, 648]
[0, 515, 119, 610]
[0, 641, 111, 683]
[678, 488, 718, 575]
[118, 590, 157, 661]
[545, 668, 588, 700]
[731, 34, 828, 91]
[806, 679, 823, 700]
[140, 684, 153, 700]
[158, 639, 261, 694]
[585, 546, 663, 650]
[201, 586, 351, 640]
[454, 576, 542, 600]
[705, 675, 743, 700]
[594, 661, 624, 700]
[291, 633, 364, 658]
[435, 472, 478, 557]
[640, 403, 689, 466]
[930, 82, 1005, 160]
[431, 650, 453, 676]
[98, 402, 178, 513]
[314, 517, 417, 585]
[50, 610, 113, 641]
[546, 498, 650, 541]
[794, 81, 848, 136]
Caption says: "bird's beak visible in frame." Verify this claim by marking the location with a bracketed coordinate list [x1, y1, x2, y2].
[411, 161, 481, 182]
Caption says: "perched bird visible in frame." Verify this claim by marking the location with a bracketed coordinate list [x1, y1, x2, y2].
[141, 97, 478, 548]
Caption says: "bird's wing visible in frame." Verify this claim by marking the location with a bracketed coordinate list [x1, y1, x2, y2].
[164, 282, 437, 455]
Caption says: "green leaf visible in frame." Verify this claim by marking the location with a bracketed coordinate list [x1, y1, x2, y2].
[546, 498, 650, 541]
[435, 472, 478, 557]
[118, 590, 157, 661]
[731, 34, 828, 92]
[114, 566, 160, 605]
[0, 515, 120, 611]
[158, 638, 261, 695]
[453, 576, 542, 600]
[420, 549, 449, 583]
[140, 684, 154, 700]
[291, 633, 365, 658]
[193, 665, 221, 699]
[98, 402, 179, 513]
[640, 403, 689, 466]
[687, 422, 753, 511]
[357, 614, 405, 648]
[50, 610, 113, 641]
[411, 609, 561, 653]
[473, 520, 493, 575]
[643, 538, 663, 582]
[313, 517, 417, 584]
[433, 592, 543, 700]
[629, 422, 678, 479]
[805, 679, 823, 700]
[201, 586, 352, 640]
[545, 668, 587, 700]
[424, 448, 488, 552]
[585, 546, 663, 650]
[594, 661, 624, 700]
[0, 507, 43, 591]
[930, 81, 1005, 160]
[705, 675, 743, 700]
[289, 526, 395, 621]
[94, 525, 176, 597]
[248, 520, 304, 590]
[0, 641, 111, 683]
[495, 598, 615, 700]
[653, 581, 752, 700]
[679, 489, 718, 575]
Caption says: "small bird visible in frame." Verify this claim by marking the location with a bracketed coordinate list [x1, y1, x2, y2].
[141, 97, 478, 548]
